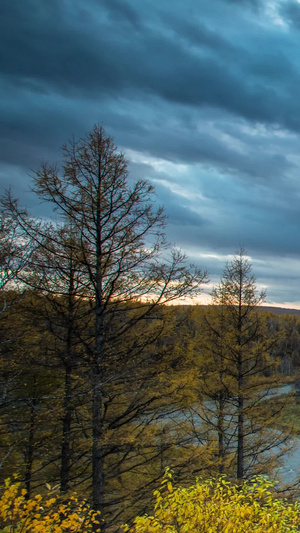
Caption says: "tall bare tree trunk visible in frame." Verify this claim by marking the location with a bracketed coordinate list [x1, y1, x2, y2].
[60, 363, 72, 492]
[24, 381, 37, 499]
[92, 168, 105, 525]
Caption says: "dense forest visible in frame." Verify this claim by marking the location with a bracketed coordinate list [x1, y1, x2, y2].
[1, 126, 300, 532]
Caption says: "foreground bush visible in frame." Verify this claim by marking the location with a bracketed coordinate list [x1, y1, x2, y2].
[0, 479, 101, 532]
[124, 472, 300, 532]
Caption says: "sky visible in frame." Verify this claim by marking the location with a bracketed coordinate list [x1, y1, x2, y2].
[2, 0, 300, 307]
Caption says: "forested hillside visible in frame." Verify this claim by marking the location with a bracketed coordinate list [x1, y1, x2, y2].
[1, 291, 299, 530]
[1, 126, 300, 532]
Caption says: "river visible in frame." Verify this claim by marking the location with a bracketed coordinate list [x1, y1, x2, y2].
[267, 383, 300, 485]
[157, 383, 300, 485]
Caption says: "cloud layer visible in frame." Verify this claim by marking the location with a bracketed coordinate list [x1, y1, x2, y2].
[2, 0, 300, 305]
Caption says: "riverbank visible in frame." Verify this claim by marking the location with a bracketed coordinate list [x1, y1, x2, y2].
[263, 392, 300, 434]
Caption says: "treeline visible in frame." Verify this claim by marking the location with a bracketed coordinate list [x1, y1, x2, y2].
[0, 125, 298, 531]
[1, 283, 298, 528]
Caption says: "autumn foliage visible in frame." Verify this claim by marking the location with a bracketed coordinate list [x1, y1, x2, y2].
[0, 479, 101, 532]
[124, 471, 300, 533]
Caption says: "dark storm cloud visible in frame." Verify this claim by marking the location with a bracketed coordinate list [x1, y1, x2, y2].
[1, 0, 299, 133]
[101, 0, 141, 26]
[0, 0, 105, 96]
[280, 0, 300, 29]
[107, 101, 295, 188]
[134, 122, 293, 183]
[165, 15, 236, 55]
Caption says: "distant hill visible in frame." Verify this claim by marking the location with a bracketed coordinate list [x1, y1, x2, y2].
[259, 306, 300, 316]
[173, 304, 300, 315]
[180, 304, 300, 316]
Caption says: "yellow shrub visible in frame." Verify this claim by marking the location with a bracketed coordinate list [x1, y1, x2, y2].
[0, 479, 101, 532]
[124, 472, 300, 532]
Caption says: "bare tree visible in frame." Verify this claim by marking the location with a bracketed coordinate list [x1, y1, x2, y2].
[186, 249, 290, 481]
[3, 125, 207, 529]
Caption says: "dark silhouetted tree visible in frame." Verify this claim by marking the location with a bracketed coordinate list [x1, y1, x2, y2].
[3, 125, 207, 530]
